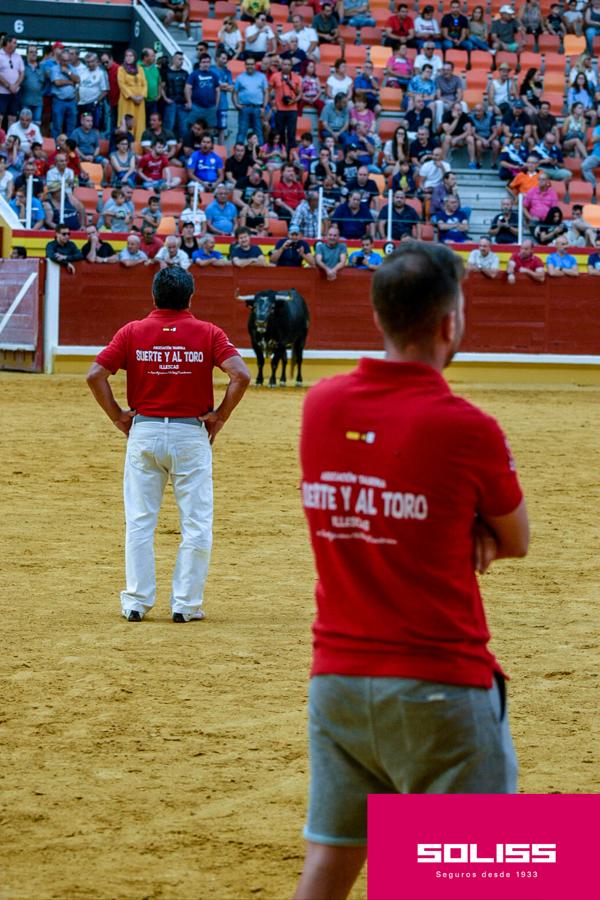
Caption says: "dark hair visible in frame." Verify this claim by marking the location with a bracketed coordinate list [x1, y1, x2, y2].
[235, 225, 250, 238]
[55, 222, 69, 233]
[12, 245, 27, 258]
[371, 243, 463, 346]
[149, 194, 160, 204]
[152, 267, 195, 310]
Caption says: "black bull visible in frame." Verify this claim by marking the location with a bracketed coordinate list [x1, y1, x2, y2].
[236, 288, 310, 387]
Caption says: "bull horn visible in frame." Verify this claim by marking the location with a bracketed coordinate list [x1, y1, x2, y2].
[236, 293, 255, 301]
[275, 292, 292, 301]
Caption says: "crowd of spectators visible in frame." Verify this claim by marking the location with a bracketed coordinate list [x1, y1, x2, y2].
[1, 1, 600, 271]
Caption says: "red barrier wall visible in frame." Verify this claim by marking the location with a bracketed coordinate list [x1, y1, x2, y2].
[58, 266, 600, 355]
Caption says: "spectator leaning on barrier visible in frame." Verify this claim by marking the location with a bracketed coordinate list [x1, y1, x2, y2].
[81, 223, 118, 264]
[230, 226, 267, 267]
[467, 238, 500, 279]
[179, 220, 204, 259]
[507, 238, 545, 284]
[587, 236, 600, 274]
[139, 224, 164, 259]
[348, 234, 382, 269]
[192, 234, 229, 266]
[270, 224, 313, 266]
[45, 223, 83, 274]
[315, 223, 347, 280]
[153, 234, 192, 270]
[546, 236, 580, 277]
[119, 233, 149, 267]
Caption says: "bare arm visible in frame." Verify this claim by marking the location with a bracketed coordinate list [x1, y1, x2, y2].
[200, 355, 251, 444]
[480, 498, 530, 563]
[86, 362, 136, 435]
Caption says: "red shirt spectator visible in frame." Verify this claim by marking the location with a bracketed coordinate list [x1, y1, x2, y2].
[270, 69, 302, 112]
[272, 166, 305, 213]
[139, 152, 170, 182]
[509, 248, 544, 272]
[386, 9, 415, 39]
[139, 231, 164, 259]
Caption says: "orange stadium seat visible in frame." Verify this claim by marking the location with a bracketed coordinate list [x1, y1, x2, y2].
[160, 190, 186, 216]
[378, 119, 400, 141]
[73, 187, 99, 220]
[294, 5, 315, 18]
[132, 188, 151, 210]
[189, 0, 210, 21]
[568, 181, 594, 203]
[543, 52, 566, 72]
[372, 8, 390, 26]
[469, 51, 493, 70]
[420, 223, 435, 241]
[369, 46, 390, 68]
[563, 34, 586, 56]
[319, 45, 344, 66]
[345, 45, 368, 65]
[543, 68, 568, 91]
[271, 5, 290, 22]
[268, 218, 289, 236]
[214, 1, 237, 14]
[406, 197, 422, 217]
[519, 52, 543, 71]
[563, 158, 582, 176]
[544, 91, 565, 114]
[445, 49, 468, 70]
[359, 27, 383, 45]
[157, 215, 177, 235]
[495, 51, 518, 70]
[464, 88, 486, 107]
[538, 34, 561, 53]
[465, 69, 489, 90]
[229, 60, 245, 77]
[201, 20, 222, 43]
[81, 162, 103, 189]
[380, 87, 403, 111]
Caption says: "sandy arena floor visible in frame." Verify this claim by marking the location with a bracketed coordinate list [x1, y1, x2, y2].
[1, 372, 599, 900]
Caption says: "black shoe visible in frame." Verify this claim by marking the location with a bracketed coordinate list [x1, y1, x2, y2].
[172, 612, 186, 623]
[127, 610, 142, 622]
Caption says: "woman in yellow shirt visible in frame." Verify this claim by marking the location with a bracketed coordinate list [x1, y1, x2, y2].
[117, 49, 148, 143]
[240, 0, 272, 22]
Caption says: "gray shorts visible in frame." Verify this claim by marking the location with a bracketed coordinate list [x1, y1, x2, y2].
[305, 673, 518, 846]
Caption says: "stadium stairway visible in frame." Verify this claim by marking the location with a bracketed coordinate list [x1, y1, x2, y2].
[454, 167, 508, 240]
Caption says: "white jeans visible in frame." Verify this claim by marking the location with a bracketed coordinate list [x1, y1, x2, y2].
[120, 419, 213, 619]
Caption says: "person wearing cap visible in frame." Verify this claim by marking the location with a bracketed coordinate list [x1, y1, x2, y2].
[290, 191, 324, 239]
[502, 99, 532, 142]
[491, 6, 523, 52]
[488, 64, 516, 117]
[270, 225, 313, 267]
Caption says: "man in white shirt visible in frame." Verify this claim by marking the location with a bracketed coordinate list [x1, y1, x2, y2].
[119, 234, 149, 267]
[418, 146, 450, 189]
[77, 53, 109, 127]
[244, 14, 276, 61]
[414, 42, 443, 75]
[280, 15, 320, 60]
[7, 108, 42, 154]
[151, 234, 192, 270]
[466, 237, 500, 278]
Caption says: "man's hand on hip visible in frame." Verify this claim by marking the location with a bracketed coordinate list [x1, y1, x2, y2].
[113, 409, 136, 436]
[199, 411, 225, 444]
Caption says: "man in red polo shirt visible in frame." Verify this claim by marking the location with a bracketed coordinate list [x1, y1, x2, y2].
[294, 242, 529, 899]
[86, 267, 250, 623]
[507, 237, 546, 284]
[384, 2, 416, 49]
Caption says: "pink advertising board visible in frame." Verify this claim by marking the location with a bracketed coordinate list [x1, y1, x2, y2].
[368, 794, 597, 900]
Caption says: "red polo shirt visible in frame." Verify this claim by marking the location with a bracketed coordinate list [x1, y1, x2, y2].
[96, 308, 239, 416]
[272, 179, 305, 209]
[300, 359, 523, 689]
[510, 251, 544, 272]
[386, 14, 414, 37]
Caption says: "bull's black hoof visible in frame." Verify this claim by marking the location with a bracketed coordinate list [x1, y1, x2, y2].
[255, 378, 263, 386]
[279, 379, 287, 387]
